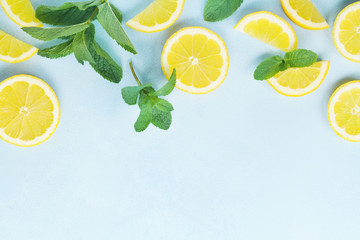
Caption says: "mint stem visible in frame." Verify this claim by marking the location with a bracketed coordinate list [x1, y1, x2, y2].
[130, 61, 142, 86]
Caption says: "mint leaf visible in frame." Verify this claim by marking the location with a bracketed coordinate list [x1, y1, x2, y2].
[110, 3, 122, 23]
[279, 62, 290, 71]
[73, 28, 95, 65]
[254, 56, 284, 80]
[38, 38, 74, 59]
[284, 49, 318, 67]
[149, 69, 176, 97]
[122, 84, 152, 105]
[153, 98, 174, 112]
[135, 96, 152, 132]
[151, 107, 172, 130]
[36, 0, 101, 26]
[97, 1, 136, 54]
[22, 23, 90, 41]
[204, 0, 243, 22]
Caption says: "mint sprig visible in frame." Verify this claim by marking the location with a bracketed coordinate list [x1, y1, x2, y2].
[122, 62, 176, 132]
[22, 0, 136, 83]
[254, 49, 318, 80]
[204, 0, 243, 22]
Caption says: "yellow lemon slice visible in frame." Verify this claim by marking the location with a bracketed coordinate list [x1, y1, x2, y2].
[0, 0, 42, 27]
[328, 81, 360, 142]
[161, 27, 229, 94]
[333, 2, 360, 62]
[0, 75, 60, 147]
[281, 0, 329, 30]
[267, 60, 330, 97]
[126, 0, 185, 33]
[0, 30, 38, 63]
[234, 11, 297, 52]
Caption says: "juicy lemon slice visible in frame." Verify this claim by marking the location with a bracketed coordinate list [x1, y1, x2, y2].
[161, 27, 229, 94]
[268, 61, 330, 97]
[126, 0, 185, 33]
[0, 30, 38, 63]
[0, 0, 42, 27]
[281, 0, 329, 30]
[328, 81, 360, 142]
[234, 11, 297, 52]
[333, 2, 360, 62]
[0, 75, 60, 147]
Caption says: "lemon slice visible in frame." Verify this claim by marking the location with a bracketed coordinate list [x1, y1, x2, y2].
[328, 81, 360, 142]
[234, 11, 297, 52]
[0, 0, 42, 27]
[281, 0, 329, 30]
[161, 27, 229, 94]
[0, 30, 38, 63]
[267, 60, 330, 97]
[126, 0, 185, 33]
[0, 75, 60, 147]
[333, 2, 360, 62]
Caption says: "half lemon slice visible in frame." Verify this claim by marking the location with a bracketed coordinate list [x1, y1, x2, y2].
[161, 27, 229, 94]
[328, 81, 360, 142]
[0, 0, 43, 27]
[281, 0, 329, 30]
[0, 30, 38, 63]
[268, 61, 330, 97]
[234, 11, 297, 52]
[0, 75, 60, 147]
[126, 0, 185, 33]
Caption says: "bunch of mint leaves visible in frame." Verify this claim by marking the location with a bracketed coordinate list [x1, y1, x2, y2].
[254, 49, 318, 80]
[22, 0, 136, 83]
[204, 0, 243, 22]
[122, 63, 176, 132]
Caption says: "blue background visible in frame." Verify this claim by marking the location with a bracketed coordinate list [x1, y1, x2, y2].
[1, 0, 360, 239]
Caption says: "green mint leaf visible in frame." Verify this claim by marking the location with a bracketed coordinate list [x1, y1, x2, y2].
[121, 84, 152, 105]
[110, 3, 122, 23]
[254, 56, 284, 80]
[35, 0, 101, 26]
[153, 98, 174, 112]
[38, 38, 74, 59]
[97, 1, 137, 54]
[284, 49, 318, 67]
[85, 24, 123, 83]
[279, 62, 290, 71]
[151, 107, 172, 130]
[73, 28, 95, 65]
[149, 69, 176, 97]
[204, 0, 243, 22]
[135, 96, 152, 132]
[22, 22, 91, 41]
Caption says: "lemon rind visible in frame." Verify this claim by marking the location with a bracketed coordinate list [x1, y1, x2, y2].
[328, 80, 360, 142]
[0, 0, 43, 27]
[0, 75, 60, 147]
[161, 27, 229, 94]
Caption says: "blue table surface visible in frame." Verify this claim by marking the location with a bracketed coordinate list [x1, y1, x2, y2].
[1, 0, 360, 239]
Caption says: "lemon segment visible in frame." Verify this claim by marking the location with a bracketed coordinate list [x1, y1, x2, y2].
[281, 0, 329, 30]
[0, 0, 42, 27]
[234, 11, 297, 52]
[0, 30, 38, 63]
[328, 81, 360, 142]
[267, 60, 330, 97]
[0, 75, 60, 147]
[126, 0, 184, 33]
[161, 27, 229, 94]
[333, 2, 360, 62]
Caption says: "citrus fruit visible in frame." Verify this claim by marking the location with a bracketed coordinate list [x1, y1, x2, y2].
[0, 30, 38, 63]
[0, 75, 60, 147]
[281, 0, 329, 30]
[234, 11, 297, 52]
[126, 0, 185, 33]
[328, 81, 360, 142]
[0, 0, 42, 27]
[333, 2, 360, 62]
[161, 27, 229, 94]
[267, 60, 330, 97]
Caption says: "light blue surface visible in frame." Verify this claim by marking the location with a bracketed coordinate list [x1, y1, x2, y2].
[1, 0, 360, 239]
